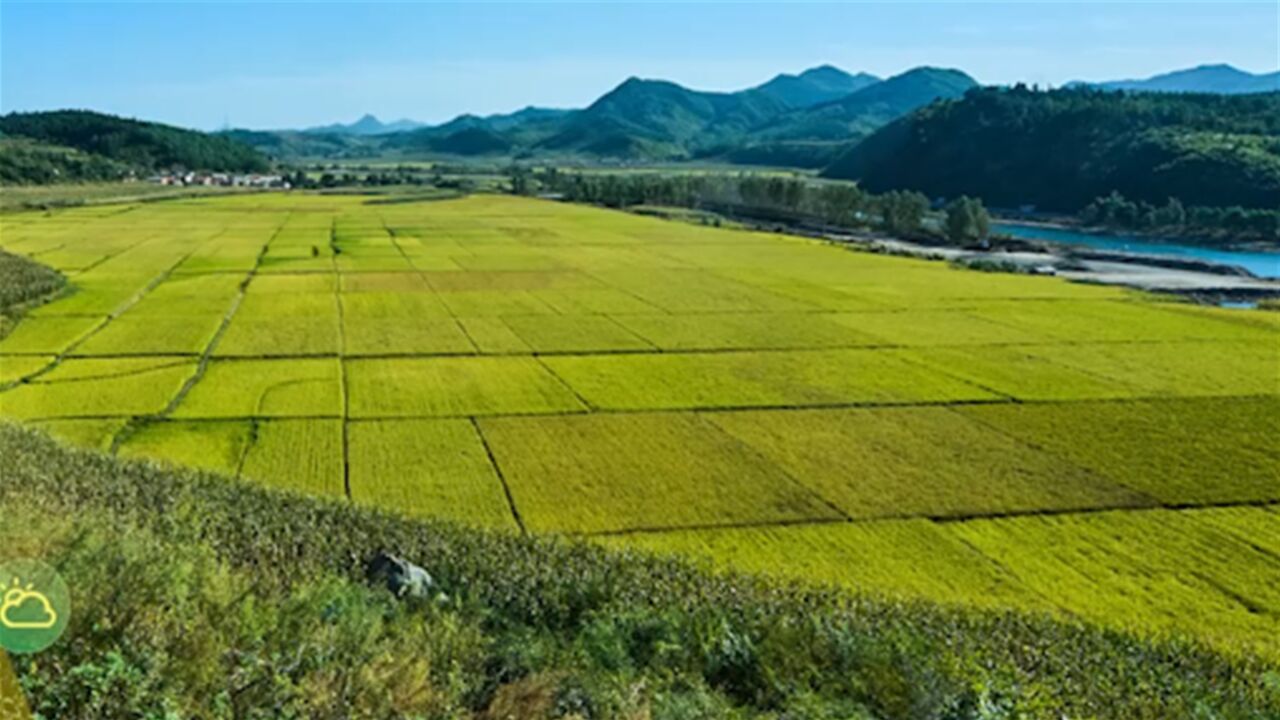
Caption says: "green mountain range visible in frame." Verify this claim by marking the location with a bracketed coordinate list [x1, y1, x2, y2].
[822, 85, 1280, 211]
[219, 65, 978, 164]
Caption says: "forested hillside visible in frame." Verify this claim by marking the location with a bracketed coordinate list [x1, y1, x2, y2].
[0, 110, 268, 175]
[536, 77, 790, 158]
[823, 86, 1280, 211]
[0, 137, 133, 185]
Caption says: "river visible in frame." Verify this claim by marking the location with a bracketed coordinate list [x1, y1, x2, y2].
[992, 222, 1280, 279]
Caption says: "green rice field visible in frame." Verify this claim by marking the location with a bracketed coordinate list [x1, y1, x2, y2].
[2, 193, 1277, 662]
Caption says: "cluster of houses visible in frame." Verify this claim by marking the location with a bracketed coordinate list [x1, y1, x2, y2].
[147, 172, 289, 188]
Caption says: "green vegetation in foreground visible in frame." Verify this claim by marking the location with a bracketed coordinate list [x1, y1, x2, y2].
[824, 86, 1280, 212]
[2, 425, 1278, 719]
[2, 194, 1278, 685]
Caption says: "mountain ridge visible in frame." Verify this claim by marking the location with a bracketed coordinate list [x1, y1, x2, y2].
[1068, 63, 1280, 95]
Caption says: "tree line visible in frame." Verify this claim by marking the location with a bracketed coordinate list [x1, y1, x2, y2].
[1080, 191, 1279, 244]
[528, 169, 992, 246]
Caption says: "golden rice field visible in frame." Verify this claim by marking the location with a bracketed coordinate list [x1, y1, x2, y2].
[2, 193, 1278, 661]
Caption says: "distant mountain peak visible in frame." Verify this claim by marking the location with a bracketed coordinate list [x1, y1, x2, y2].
[754, 65, 881, 109]
[303, 114, 423, 136]
[1077, 63, 1280, 95]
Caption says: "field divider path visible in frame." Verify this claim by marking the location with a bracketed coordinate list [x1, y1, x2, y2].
[335, 218, 353, 500]
[9, 335, 1268, 363]
[693, 411, 853, 523]
[533, 356, 597, 412]
[109, 215, 292, 454]
[580, 495, 1280, 539]
[18, 392, 1278, 427]
[23, 359, 196, 385]
[470, 417, 527, 535]
[233, 418, 262, 480]
[70, 232, 155, 276]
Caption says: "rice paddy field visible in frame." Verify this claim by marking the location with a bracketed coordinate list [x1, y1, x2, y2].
[2, 193, 1278, 663]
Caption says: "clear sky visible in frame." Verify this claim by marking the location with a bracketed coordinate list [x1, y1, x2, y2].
[2, 1, 1276, 130]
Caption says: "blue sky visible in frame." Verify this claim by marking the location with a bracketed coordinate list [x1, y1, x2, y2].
[2, 2, 1276, 130]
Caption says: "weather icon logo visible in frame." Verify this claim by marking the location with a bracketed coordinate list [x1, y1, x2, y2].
[0, 560, 69, 654]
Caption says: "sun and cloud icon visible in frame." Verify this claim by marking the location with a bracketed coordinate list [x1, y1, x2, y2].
[1, 578, 59, 630]
[0, 560, 69, 654]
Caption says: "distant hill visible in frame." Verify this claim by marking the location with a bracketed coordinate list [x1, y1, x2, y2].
[1073, 64, 1280, 95]
[0, 110, 268, 174]
[304, 114, 424, 135]
[531, 66, 971, 161]
[756, 67, 978, 143]
[423, 126, 513, 155]
[752, 65, 880, 108]
[483, 106, 573, 132]
[822, 86, 1280, 211]
[536, 77, 790, 159]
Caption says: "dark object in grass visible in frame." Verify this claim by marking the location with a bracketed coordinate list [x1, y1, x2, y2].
[366, 551, 435, 599]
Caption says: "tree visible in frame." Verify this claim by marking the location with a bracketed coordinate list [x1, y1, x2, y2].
[880, 190, 929, 236]
[944, 196, 990, 245]
[510, 167, 531, 196]
[1152, 197, 1186, 228]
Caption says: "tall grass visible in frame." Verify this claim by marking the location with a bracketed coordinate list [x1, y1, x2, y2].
[2, 424, 1277, 718]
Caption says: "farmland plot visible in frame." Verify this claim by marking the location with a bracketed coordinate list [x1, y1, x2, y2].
[348, 419, 516, 529]
[2, 192, 1277, 662]
[172, 358, 341, 417]
[0, 357, 195, 418]
[239, 419, 345, 498]
[603, 519, 1044, 610]
[117, 419, 251, 475]
[707, 406, 1150, 519]
[947, 510, 1280, 660]
[347, 356, 584, 417]
[543, 348, 997, 410]
[959, 397, 1280, 504]
[480, 412, 840, 533]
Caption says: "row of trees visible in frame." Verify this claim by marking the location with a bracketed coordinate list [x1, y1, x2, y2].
[1080, 191, 1279, 243]
[529, 169, 991, 246]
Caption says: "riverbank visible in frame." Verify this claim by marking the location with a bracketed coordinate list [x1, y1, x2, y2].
[991, 215, 1279, 252]
[619, 204, 1280, 302]
[830, 231, 1280, 303]
[993, 220, 1280, 278]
